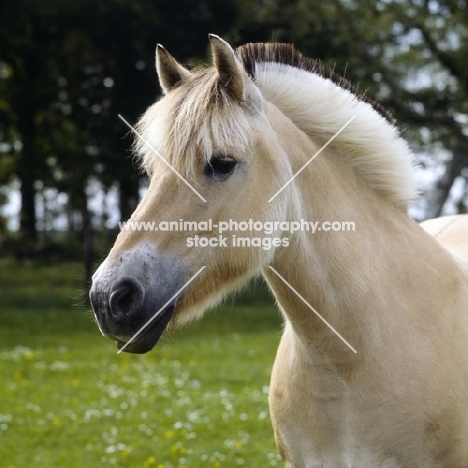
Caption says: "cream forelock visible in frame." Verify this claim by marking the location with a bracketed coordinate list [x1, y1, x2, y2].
[135, 71, 254, 178]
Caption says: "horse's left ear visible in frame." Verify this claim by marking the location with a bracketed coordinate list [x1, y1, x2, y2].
[209, 34, 245, 102]
[156, 44, 192, 94]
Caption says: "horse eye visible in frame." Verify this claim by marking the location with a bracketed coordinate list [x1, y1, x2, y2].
[204, 156, 237, 179]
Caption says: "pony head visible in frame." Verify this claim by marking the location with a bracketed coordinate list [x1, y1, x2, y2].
[89, 35, 295, 353]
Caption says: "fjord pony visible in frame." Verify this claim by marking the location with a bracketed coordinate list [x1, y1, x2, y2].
[90, 35, 468, 467]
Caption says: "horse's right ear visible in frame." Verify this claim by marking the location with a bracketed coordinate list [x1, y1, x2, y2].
[156, 44, 192, 94]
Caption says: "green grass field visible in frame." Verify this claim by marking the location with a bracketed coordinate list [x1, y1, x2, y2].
[0, 261, 283, 467]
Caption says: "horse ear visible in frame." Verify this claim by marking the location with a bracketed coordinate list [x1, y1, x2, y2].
[156, 44, 192, 94]
[209, 34, 245, 101]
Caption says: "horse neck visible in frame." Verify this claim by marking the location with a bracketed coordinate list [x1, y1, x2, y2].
[262, 107, 454, 375]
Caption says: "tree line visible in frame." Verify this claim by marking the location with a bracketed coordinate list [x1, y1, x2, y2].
[1, 0, 467, 265]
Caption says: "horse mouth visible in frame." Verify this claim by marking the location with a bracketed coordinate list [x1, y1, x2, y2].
[116, 304, 176, 354]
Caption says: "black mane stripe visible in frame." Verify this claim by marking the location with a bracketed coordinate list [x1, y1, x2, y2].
[236, 43, 394, 124]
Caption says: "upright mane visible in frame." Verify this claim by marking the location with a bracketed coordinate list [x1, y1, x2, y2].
[236, 43, 417, 212]
[237, 43, 394, 124]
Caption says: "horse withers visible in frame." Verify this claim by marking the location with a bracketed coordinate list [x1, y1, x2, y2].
[90, 35, 468, 467]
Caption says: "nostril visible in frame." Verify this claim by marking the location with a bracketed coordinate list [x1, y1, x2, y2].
[109, 277, 146, 322]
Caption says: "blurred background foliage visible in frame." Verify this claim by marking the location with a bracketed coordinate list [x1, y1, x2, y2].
[1, 0, 467, 279]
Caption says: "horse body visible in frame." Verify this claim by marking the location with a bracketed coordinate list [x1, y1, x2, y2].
[421, 215, 468, 264]
[90, 36, 468, 467]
